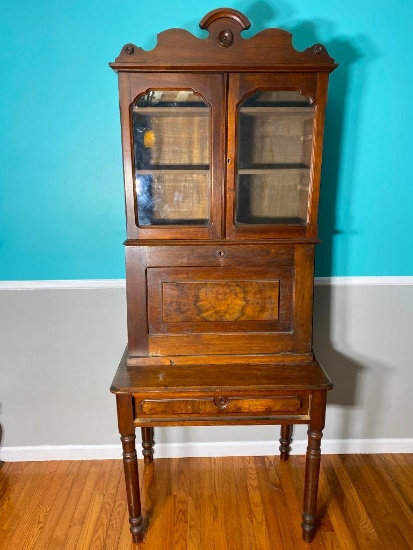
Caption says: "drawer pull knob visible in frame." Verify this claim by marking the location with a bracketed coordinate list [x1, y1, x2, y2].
[213, 396, 230, 409]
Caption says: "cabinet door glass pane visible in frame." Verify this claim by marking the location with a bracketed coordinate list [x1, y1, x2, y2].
[132, 90, 211, 226]
[236, 91, 314, 225]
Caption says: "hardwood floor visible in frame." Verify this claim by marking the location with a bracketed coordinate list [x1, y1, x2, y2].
[0, 454, 412, 549]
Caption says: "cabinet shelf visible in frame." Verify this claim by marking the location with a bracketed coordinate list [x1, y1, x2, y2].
[239, 106, 314, 116]
[132, 107, 208, 117]
[238, 164, 310, 174]
[136, 165, 209, 174]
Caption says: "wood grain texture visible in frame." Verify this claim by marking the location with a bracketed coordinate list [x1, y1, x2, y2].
[111, 355, 332, 394]
[147, 265, 292, 334]
[1, 455, 412, 549]
[162, 280, 280, 323]
[110, 8, 336, 72]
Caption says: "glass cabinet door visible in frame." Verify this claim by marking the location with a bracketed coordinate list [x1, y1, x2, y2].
[132, 90, 211, 227]
[236, 90, 315, 226]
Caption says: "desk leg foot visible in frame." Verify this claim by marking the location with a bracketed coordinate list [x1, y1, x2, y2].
[279, 424, 292, 461]
[121, 433, 144, 543]
[141, 427, 155, 464]
[302, 428, 323, 541]
[302, 391, 326, 543]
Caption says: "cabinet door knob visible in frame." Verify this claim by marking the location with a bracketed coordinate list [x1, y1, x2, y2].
[217, 250, 225, 257]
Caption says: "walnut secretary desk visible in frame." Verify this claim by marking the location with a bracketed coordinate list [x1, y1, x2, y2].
[110, 8, 337, 544]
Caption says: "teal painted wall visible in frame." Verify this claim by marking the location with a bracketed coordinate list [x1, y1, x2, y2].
[1, 1, 412, 279]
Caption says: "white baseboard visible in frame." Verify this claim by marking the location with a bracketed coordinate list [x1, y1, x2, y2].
[1, 439, 412, 462]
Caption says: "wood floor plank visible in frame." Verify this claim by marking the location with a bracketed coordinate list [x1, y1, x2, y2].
[331, 455, 382, 548]
[171, 457, 188, 550]
[32, 461, 81, 550]
[47, 460, 93, 549]
[375, 454, 413, 522]
[323, 455, 368, 549]
[317, 462, 354, 550]
[85, 460, 122, 550]
[280, 456, 327, 550]
[1, 461, 60, 550]
[186, 458, 201, 550]
[350, 454, 413, 549]
[69, 460, 103, 529]
[0, 461, 32, 533]
[0, 462, 44, 537]
[101, 467, 127, 550]
[0, 454, 412, 550]
[110, 494, 137, 550]
[199, 457, 216, 550]
[213, 457, 241, 549]
[234, 455, 264, 550]
[242, 455, 273, 550]
[62, 525, 83, 550]
[254, 455, 289, 549]
[22, 460, 73, 550]
[75, 491, 104, 550]
[0, 461, 13, 494]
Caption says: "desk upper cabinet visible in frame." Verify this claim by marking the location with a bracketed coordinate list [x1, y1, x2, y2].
[110, 8, 336, 365]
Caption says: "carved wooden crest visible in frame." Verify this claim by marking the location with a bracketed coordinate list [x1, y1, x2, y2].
[110, 8, 336, 72]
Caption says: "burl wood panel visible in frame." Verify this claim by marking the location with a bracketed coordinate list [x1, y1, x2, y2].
[139, 396, 301, 416]
[147, 266, 292, 337]
[162, 280, 279, 322]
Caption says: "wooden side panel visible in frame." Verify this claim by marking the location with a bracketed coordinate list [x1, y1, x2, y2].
[293, 244, 315, 353]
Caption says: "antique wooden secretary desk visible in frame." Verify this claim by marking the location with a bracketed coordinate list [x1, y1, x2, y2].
[110, 8, 337, 544]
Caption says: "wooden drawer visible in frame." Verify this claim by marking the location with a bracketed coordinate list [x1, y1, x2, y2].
[134, 394, 310, 423]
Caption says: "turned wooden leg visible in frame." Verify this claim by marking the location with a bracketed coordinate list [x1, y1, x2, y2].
[279, 424, 292, 461]
[302, 391, 327, 543]
[141, 427, 155, 464]
[121, 433, 144, 543]
[117, 394, 144, 544]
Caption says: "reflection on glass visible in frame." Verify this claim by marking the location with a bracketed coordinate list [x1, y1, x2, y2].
[236, 90, 314, 225]
[132, 90, 211, 226]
